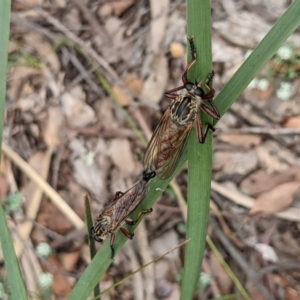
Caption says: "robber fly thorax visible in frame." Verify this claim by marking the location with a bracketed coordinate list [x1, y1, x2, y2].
[91, 170, 156, 258]
[143, 36, 220, 180]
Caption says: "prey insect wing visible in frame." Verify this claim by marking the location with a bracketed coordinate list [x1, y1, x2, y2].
[143, 108, 193, 180]
[110, 180, 148, 229]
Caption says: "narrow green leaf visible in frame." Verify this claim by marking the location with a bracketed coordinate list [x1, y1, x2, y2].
[0, 208, 29, 300]
[181, 1, 213, 299]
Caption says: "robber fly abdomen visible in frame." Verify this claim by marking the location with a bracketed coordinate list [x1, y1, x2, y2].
[91, 170, 156, 258]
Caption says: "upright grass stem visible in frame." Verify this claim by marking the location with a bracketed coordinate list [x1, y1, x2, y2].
[181, 1, 213, 299]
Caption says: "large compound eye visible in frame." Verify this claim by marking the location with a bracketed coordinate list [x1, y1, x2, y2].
[94, 236, 104, 243]
[184, 82, 193, 91]
[194, 87, 204, 97]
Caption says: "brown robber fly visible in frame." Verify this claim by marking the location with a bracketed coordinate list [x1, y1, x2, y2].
[90, 170, 155, 258]
[143, 36, 220, 180]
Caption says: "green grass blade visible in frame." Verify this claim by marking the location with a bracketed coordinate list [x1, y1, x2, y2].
[181, 0, 213, 299]
[0, 1, 28, 299]
[84, 195, 100, 298]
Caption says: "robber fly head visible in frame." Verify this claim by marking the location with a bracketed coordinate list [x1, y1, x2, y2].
[91, 214, 112, 242]
[184, 82, 205, 98]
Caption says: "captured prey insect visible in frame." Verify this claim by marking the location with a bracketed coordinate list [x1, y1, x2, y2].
[90, 171, 156, 258]
[143, 36, 220, 180]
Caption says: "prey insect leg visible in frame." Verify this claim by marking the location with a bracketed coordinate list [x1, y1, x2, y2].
[125, 208, 153, 226]
[110, 232, 116, 259]
[120, 227, 134, 239]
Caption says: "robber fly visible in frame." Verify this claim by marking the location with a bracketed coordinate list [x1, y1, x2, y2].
[143, 36, 220, 180]
[90, 170, 155, 258]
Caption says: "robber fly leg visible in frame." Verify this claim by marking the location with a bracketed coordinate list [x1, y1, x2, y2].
[201, 71, 215, 100]
[164, 85, 185, 99]
[180, 36, 197, 84]
[196, 115, 215, 144]
[200, 101, 220, 120]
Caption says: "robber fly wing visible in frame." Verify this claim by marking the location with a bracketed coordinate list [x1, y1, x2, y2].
[157, 123, 192, 180]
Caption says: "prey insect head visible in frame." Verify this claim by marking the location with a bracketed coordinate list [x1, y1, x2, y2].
[142, 170, 156, 181]
[90, 227, 104, 242]
[91, 215, 112, 243]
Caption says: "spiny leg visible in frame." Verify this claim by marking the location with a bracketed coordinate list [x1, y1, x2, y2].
[200, 101, 220, 120]
[165, 36, 198, 99]
[200, 71, 220, 119]
[181, 36, 197, 84]
[201, 71, 215, 100]
[125, 208, 153, 226]
[196, 115, 215, 144]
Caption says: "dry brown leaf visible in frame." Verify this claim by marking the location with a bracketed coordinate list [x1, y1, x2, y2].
[151, 231, 179, 260]
[271, 231, 300, 257]
[253, 84, 275, 100]
[13, 0, 43, 10]
[245, 280, 266, 300]
[94, 98, 117, 130]
[47, 255, 72, 297]
[217, 134, 262, 149]
[59, 251, 81, 272]
[0, 173, 8, 200]
[124, 73, 144, 95]
[61, 86, 96, 128]
[240, 167, 300, 196]
[213, 150, 258, 179]
[112, 85, 131, 106]
[149, 0, 169, 53]
[98, 3, 113, 18]
[70, 139, 109, 201]
[286, 286, 300, 300]
[108, 139, 136, 174]
[111, 0, 134, 16]
[37, 201, 73, 234]
[209, 252, 233, 295]
[44, 106, 64, 149]
[256, 142, 289, 173]
[21, 151, 49, 215]
[283, 116, 300, 128]
[24, 32, 60, 72]
[213, 12, 272, 48]
[249, 181, 300, 216]
[141, 53, 168, 104]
